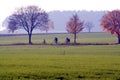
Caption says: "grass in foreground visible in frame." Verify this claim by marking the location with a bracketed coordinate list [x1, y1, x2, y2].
[0, 45, 120, 80]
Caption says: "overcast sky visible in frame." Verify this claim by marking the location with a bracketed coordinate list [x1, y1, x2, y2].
[0, 0, 120, 31]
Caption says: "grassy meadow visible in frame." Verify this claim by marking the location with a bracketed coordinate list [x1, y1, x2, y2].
[0, 32, 117, 44]
[0, 32, 120, 80]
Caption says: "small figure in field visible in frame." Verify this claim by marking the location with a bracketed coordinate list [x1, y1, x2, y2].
[54, 37, 58, 44]
[65, 37, 70, 44]
[42, 39, 46, 44]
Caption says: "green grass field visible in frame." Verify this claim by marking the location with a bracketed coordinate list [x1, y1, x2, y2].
[0, 32, 117, 44]
[0, 32, 120, 80]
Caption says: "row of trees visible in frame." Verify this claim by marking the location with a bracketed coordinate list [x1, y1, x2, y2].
[5, 5, 120, 44]
[67, 10, 120, 44]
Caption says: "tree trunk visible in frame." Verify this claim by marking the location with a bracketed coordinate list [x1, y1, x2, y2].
[118, 37, 120, 44]
[74, 33, 76, 44]
[28, 33, 32, 44]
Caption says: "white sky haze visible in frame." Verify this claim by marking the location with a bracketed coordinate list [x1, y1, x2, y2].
[0, 0, 120, 30]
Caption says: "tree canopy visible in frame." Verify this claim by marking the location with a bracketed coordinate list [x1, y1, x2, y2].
[66, 14, 84, 44]
[101, 10, 120, 44]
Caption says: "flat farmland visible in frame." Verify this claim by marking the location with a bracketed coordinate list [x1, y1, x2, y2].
[0, 32, 117, 44]
[0, 32, 120, 80]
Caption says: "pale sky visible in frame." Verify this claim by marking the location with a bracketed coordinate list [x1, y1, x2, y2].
[0, 0, 120, 31]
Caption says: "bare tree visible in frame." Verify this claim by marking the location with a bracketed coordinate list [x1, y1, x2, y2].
[66, 14, 84, 44]
[101, 10, 120, 44]
[8, 20, 18, 33]
[7, 6, 49, 44]
[40, 21, 54, 33]
[85, 21, 94, 32]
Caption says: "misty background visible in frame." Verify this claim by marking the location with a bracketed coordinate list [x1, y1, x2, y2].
[1, 10, 106, 34]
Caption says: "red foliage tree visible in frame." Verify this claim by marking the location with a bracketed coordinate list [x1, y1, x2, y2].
[66, 14, 84, 44]
[101, 10, 120, 44]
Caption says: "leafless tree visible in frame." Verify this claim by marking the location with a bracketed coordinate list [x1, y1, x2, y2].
[85, 21, 94, 32]
[40, 21, 54, 33]
[7, 6, 49, 44]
